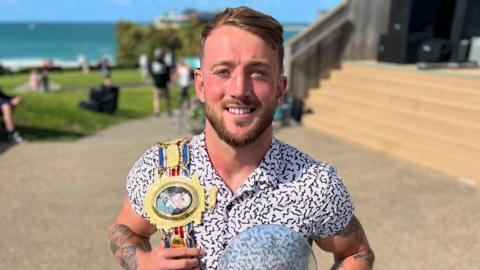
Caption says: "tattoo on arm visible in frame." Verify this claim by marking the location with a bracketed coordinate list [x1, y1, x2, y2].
[353, 249, 375, 267]
[330, 248, 375, 270]
[109, 224, 152, 270]
[119, 246, 138, 270]
[110, 224, 136, 254]
[331, 216, 375, 269]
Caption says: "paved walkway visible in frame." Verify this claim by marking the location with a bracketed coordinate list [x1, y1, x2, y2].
[1, 114, 478, 270]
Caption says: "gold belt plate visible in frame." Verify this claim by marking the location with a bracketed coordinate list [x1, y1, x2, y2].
[144, 174, 217, 230]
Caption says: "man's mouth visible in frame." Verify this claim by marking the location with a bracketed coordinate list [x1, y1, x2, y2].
[226, 107, 255, 115]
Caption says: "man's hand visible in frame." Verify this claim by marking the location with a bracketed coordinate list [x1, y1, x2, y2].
[109, 199, 206, 270]
[137, 242, 205, 270]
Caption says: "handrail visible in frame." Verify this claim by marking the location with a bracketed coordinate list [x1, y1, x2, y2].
[288, 0, 350, 58]
[284, 0, 352, 104]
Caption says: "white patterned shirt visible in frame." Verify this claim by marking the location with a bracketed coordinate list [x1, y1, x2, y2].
[127, 132, 354, 269]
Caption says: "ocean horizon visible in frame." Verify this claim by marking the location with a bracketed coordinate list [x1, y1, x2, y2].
[0, 22, 116, 71]
[0, 22, 305, 71]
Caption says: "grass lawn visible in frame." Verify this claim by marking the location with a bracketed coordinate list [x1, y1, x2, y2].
[0, 68, 143, 91]
[0, 68, 188, 142]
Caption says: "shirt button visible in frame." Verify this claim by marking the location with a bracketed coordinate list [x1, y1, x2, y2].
[226, 205, 232, 211]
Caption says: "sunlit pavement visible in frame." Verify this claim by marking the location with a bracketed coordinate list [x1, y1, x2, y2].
[0, 114, 478, 269]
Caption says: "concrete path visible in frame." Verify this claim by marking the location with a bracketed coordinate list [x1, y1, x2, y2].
[1, 114, 478, 270]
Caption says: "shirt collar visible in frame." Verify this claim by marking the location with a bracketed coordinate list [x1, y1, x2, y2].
[193, 132, 282, 196]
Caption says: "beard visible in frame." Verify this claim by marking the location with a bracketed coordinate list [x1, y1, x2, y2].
[205, 98, 276, 147]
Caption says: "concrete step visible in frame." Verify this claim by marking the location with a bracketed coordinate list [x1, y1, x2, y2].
[308, 81, 480, 125]
[303, 61, 480, 183]
[326, 71, 480, 107]
[305, 97, 480, 161]
[340, 62, 480, 91]
[302, 113, 480, 184]
[306, 88, 480, 148]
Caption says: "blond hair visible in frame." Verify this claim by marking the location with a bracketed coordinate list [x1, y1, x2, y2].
[199, 6, 284, 72]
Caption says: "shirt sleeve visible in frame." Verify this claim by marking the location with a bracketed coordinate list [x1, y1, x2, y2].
[126, 145, 159, 219]
[312, 164, 355, 238]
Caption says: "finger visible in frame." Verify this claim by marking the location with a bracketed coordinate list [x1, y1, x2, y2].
[159, 240, 166, 248]
[167, 258, 200, 269]
[162, 247, 205, 259]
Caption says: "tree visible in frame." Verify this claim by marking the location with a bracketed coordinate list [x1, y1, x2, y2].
[116, 22, 145, 66]
[116, 20, 206, 66]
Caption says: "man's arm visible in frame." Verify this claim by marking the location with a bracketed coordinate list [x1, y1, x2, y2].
[108, 198, 205, 270]
[315, 215, 375, 270]
[108, 198, 156, 270]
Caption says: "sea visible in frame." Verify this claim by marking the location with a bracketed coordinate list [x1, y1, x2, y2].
[0, 22, 306, 71]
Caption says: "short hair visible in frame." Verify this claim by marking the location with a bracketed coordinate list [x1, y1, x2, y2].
[199, 6, 284, 72]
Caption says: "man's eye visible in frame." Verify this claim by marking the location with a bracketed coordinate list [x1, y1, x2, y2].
[251, 69, 267, 77]
[214, 69, 230, 77]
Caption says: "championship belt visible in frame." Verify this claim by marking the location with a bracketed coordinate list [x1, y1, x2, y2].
[143, 137, 218, 248]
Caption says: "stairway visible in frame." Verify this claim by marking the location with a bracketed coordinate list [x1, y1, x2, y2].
[302, 61, 480, 184]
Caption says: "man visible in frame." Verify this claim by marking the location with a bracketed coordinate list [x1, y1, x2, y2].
[0, 87, 24, 143]
[79, 77, 119, 114]
[174, 58, 192, 111]
[150, 48, 172, 117]
[109, 6, 374, 270]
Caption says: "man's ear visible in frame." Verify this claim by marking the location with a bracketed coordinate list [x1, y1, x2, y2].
[276, 75, 288, 107]
[194, 68, 205, 103]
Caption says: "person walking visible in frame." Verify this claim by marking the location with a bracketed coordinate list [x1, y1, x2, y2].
[149, 48, 172, 117]
[175, 58, 192, 112]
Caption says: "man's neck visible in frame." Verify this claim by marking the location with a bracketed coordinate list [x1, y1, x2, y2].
[204, 125, 273, 193]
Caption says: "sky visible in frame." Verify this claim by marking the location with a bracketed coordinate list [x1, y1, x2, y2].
[0, 0, 341, 24]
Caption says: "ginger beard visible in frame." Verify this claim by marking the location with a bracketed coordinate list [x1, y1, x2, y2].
[204, 95, 276, 147]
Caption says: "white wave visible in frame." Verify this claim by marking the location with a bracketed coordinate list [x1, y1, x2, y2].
[0, 56, 116, 72]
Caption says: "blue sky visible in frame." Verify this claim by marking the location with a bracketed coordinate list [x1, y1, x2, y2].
[0, 0, 341, 24]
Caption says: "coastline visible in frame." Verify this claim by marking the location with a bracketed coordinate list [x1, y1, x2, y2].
[0, 58, 84, 72]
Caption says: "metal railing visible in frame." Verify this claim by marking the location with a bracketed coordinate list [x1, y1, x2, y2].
[284, 0, 352, 101]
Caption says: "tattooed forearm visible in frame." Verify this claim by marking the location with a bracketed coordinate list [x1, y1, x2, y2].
[119, 246, 138, 270]
[329, 215, 374, 269]
[109, 224, 136, 254]
[109, 224, 152, 270]
[353, 248, 375, 267]
[109, 224, 152, 253]
[330, 248, 375, 270]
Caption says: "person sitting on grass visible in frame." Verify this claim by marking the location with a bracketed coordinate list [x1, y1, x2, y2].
[0, 87, 24, 143]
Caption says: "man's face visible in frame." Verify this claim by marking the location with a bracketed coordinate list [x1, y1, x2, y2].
[172, 192, 191, 209]
[195, 26, 287, 147]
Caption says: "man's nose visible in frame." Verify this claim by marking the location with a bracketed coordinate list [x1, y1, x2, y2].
[228, 70, 251, 98]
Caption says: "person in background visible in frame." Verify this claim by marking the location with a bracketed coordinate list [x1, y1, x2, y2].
[100, 58, 111, 78]
[139, 53, 149, 80]
[40, 59, 51, 92]
[174, 58, 192, 112]
[77, 54, 90, 74]
[0, 87, 24, 143]
[149, 48, 172, 117]
[29, 69, 41, 91]
[164, 49, 175, 72]
[79, 77, 119, 114]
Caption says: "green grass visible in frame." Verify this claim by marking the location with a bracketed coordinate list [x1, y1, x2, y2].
[0, 68, 143, 93]
[0, 68, 189, 142]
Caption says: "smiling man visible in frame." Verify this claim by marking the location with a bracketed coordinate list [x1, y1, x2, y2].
[108, 6, 374, 270]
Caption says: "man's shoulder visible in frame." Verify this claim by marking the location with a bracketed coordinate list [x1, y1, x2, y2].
[273, 138, 325, 167]
[273, 138, 338, 180]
